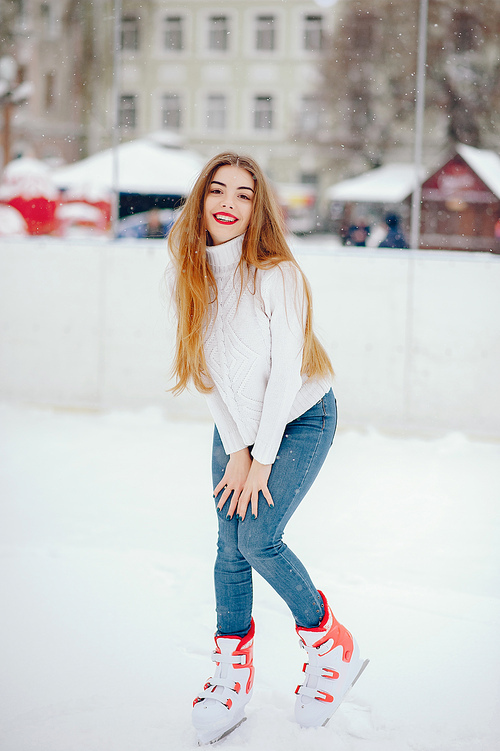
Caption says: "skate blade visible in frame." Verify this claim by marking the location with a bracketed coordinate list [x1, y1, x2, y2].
[350, 658, 369, 689]
[322, 658, 370, 727]
[197, 716, 247, 746]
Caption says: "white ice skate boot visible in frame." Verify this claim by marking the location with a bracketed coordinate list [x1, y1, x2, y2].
[192, 620, 255, 745]
[295, 591, 368, 728]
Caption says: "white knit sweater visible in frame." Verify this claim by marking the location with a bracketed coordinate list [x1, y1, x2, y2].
[201, 234, 331, 464]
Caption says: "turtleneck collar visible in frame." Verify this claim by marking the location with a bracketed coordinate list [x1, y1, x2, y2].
[205, 233, 244, 273]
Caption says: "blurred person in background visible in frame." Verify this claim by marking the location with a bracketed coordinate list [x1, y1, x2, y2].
[144, 208, 167, 238]
[378, 212, 409, 249]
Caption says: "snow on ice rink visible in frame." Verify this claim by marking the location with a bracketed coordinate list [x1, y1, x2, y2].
[0, 401, 499, 751]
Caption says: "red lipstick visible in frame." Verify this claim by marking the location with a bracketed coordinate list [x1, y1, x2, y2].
[213, 212, 238, 224]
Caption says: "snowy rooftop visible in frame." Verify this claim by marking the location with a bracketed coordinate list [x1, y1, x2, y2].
[326, 145, 500, 206]
[53, 136, 205, 196]
[325, 164, 421, 204]
[457, 143, 500, 198]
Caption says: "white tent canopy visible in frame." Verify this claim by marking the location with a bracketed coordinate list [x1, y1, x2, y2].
[53, 135, 205, 197]
[326, 163, 421, 204]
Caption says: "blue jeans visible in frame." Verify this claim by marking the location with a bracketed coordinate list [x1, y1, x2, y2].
[212, 389, 337, 637]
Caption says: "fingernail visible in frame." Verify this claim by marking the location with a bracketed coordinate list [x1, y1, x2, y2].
[226, 514, 232, 520]
[252, 514, 257, 520]
[236, 514, 241, 521]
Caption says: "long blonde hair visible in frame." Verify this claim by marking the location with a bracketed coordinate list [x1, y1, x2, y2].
[168, 152, 333, 394]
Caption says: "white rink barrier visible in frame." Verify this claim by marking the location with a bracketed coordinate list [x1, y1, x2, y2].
[1, 236, 499, 438]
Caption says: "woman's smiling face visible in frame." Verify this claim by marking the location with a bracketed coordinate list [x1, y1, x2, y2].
[204, 165, 255, 245]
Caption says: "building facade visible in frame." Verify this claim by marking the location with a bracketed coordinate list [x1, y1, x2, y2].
[87, 0, 336, 188]
[1, 1, 338, 189]
[0, 0, 89, 166]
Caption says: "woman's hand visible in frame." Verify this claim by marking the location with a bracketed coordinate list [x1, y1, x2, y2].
[236, 459, 274, 521]
[214, 452, 274, 521]
[214, 448, 252, 518]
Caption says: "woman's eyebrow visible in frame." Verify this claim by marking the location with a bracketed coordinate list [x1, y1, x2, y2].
[211, 180, 254, 192]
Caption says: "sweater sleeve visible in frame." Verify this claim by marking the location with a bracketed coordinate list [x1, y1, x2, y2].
[251, 263, 307, 465]
[205, 387, 248, 456]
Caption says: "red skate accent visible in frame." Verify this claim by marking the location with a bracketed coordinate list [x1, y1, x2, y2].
[224, 698, 233, 710]
[228, 619, 255, 694]
[322, 667, 340, 679]
[212, 619, 256, 695]
[297, 591, 354, 663]
[316, 690, 334, 703]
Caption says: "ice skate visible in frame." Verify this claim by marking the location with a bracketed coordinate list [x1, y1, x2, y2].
[192, 620, 255, 745]
[295, 592, 368, 728]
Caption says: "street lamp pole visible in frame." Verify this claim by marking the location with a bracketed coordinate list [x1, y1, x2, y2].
[111, 0, 122, 237]
[410, 0, 429, 250]
[2, 98, 12, 166]
[404, 0, 429, 423]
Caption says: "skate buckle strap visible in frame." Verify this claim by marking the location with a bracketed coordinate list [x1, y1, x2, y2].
[211, 651, 245, 666]
[207, 676, 241, 691]
[296, 684, 334, 703]
[303, 663, 340, 680]
[194, 676, 242, 707]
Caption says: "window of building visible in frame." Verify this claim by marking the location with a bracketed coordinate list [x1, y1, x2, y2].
[206, 94, 226, 131]
[303, 15, 324, 51]
[351, 12, 376, 54]
[162, 93, 182, 130]
[40, 2, 57, 37]
[119, 95, 137, 128]
[254, 95, 274, 130]
[18, 64, 27, 84]
[164, 15, 183, 51]
[256, 15, 276, 51]
[121, 16, 139, 51]
[13, 0, 26, 23]
[350, 89, 370, 135]
[452, 11, 480, 52]
[208, 16, 229, 51]
[40, 3, 51, 25]
[301, 173, 318, 185]
[44, 70, 56, 110]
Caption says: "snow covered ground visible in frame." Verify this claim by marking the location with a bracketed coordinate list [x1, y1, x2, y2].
[0, 403, 499, 751]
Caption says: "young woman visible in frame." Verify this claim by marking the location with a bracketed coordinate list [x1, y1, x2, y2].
[167, 153, 367, 745]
